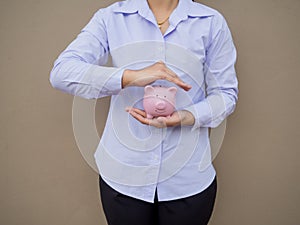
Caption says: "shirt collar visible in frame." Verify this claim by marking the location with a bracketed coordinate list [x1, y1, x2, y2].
[112, 0, 214, 26]
[112, 0, 139, 14]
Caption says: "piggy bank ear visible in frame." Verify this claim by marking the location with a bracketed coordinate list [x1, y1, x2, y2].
[168, 87, 177, 94]
[145, 85, 155, 94]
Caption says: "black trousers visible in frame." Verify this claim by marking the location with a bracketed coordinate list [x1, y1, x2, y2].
[99, 176, 217, 225]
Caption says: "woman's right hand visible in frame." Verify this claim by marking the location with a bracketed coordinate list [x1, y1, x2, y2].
[121, 61, 191, 91]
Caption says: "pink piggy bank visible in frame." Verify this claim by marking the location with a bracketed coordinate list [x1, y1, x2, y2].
[143, 85, 177, 119]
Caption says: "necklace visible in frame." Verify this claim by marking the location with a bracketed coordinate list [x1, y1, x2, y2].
[157, 16, 169, 29]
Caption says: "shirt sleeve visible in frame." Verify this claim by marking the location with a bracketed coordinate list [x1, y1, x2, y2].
[185, 14, 238, 129]
[49, 9, 124, 99]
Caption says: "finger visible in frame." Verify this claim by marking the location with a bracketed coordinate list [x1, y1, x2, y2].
[158, 112, 182, 127]
[166, 76, 192, 91]
[125, 107, 146, 119]
[164, 66, 178, 78]
[149, 118, 167, 128]
[126, 107, 166, 128]
[127, 109, 150, 125]
[163, 68, 192, 91]
[156, 117, 167, 126]
[128, 107, 147, 118]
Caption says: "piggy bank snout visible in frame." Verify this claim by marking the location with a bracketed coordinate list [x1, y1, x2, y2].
[155, 100, 166, 109]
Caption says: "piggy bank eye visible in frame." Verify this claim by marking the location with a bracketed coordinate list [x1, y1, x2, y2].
[156, 94, 159, 97]
[164, 96, 166, 98]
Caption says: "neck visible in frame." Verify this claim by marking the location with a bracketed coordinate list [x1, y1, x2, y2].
[147, 0, 179, 12]
[147, 0, 179, 34]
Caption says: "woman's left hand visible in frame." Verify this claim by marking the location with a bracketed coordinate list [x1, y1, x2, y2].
[126, 107, 195, 128]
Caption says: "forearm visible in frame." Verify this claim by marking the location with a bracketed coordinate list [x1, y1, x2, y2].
[49, 8, 124, 99]
[185, 90, 237, 130]
[50, 59, 124, 99]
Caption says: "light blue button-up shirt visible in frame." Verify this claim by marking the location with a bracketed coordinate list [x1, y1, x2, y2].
[50, 0, 238, 203]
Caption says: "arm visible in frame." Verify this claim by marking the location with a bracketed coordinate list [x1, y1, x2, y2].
[49, 9, 191, 99]
[185, 14, 238, 129]
[127, 15, 238, 129]
[49, 9, 124, 99]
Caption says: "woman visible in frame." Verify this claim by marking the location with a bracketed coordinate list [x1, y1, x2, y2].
[50, 0, 238, 224]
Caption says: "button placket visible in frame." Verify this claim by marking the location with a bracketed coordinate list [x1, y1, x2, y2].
[155, 43, 166, 61]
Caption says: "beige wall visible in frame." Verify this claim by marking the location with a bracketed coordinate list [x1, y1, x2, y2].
[1, 0, 299, 224]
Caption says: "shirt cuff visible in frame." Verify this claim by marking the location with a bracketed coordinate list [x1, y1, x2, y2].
[184, 100, 212, 131]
